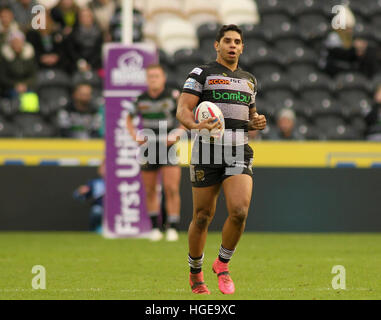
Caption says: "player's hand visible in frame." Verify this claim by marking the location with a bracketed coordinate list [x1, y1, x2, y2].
[248, 113, 267, 130]
[195, 117, 222, 132]
[78, 185, 90, 195]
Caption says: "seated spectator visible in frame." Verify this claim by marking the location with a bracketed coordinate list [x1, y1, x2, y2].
[268, 108, 304, 140]
[73, 159, 105, 233]
[365, 84, 381, 141]
[64, 6, 103, 73]
[26, 12, 69, 70]
[319, 5, 379, 78]
[89, 0, 117, 41]
[56, 82, 102, 139]
[0, 30, 37, 98]
[9, 0, 37, 33]
[0, 5, 20, 46]
[51, 0, 79, 36]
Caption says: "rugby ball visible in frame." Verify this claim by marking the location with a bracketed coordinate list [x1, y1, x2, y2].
[195, 101, 225, 139]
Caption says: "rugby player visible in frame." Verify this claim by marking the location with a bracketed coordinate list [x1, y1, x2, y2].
[127, 64, 183, 242]
[176, 25, 267, 294]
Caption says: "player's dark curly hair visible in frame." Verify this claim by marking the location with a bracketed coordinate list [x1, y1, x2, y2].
[215, 24, 244, 43]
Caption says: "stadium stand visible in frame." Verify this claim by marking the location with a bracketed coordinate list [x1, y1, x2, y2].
[0, 0, 380, 140]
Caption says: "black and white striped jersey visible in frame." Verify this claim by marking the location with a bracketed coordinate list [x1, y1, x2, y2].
[182, 61, 258, 145]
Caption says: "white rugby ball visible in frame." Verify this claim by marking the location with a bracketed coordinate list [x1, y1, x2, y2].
[195, 101, 225, 139]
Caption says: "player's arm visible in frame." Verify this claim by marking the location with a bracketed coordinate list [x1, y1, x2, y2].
[176, 92, 222, 131]
[247, 106, 267, 131]
[126, 113, 146, 145]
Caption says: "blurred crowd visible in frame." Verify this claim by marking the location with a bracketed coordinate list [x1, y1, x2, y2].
[0, 0, 380, 141]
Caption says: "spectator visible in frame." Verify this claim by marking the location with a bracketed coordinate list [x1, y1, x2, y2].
[269, 108, 304, 140]
[9, 0, 37, 33]
[73, 160, 105, 233]
[26, 12, 68, 70]
[51, 0, 79, 36]
[89, 0, 116, 41]
[0, 30, 37, 98]
[0, 5, 20, 46]
[56, 82, 102, 139]
[64, 6, 103, 73]
[319, 5, 379, 78]
[365, 84, 381, 141]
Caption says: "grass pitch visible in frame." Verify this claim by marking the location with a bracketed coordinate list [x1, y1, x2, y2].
[0, 232, 380, 300]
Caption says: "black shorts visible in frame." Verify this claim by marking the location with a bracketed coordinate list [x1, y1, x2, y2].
[139, 142, 179, 171]
[190, 142, 254, 187]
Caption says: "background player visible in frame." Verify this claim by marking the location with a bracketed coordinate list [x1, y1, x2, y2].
[127, 64, 183, 241]
[176, 25, 267, 294]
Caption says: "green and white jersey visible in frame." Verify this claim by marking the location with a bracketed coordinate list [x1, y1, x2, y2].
[133, 87, 180, 135]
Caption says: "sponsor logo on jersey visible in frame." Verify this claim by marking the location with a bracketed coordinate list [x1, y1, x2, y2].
[212, 90, 250, 103]
[184, 78, 197, 90]
[208, 79, 231, 85]
[190, 67, 203, 75]
[195, 170, 205, 182]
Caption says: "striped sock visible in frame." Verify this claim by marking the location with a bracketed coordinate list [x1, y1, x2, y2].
[218, 245, 235, 263]
[167, 215, 180, 230]
[188, 253, 204, 274]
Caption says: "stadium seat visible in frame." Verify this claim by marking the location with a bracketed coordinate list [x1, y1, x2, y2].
[260, 72, 293, 94]
[219, 0, 260, 25]
[293, 71, 333, 92]
[197, 22, 222, 49]
[159, 49, 174, 70]
[277, 41, 319, 66]
[296, 13, 330, 43]
[255, 0, 289, 16]
[0, 116, 18, 137]
[301, 89, 341, 118]
[247, 46, 282, 74]
[255, 96, 277, 119]
[38, 89, 70, 118]
[184, 0, 220, 28]
[173, 48, 205, 78]
[334, 72, 372, 93]
[337, 90, 372, 119]
[239, 24, 267, 42]
[145, 0, 185, 26]
[0, 98, 19, 119]
[72, 71, 102, 89]
[13, 114, 56, 138]
[261, 13, 299, 42]
[372, 74, 381, 89]
[320, 123, 362, 140]
[264, 89, 296, 106]
[349, 117, 367, 134]
[158, 19, 198, 56]
[287, 62, 318, 81]
[353, 20, 375, 43]
[251, 63, 284, 81]
[294, 117, 319, 140]
[314, 114, 345, 131]
[290, 0, 327, 16]
[368, 0, 381, 16]
[371, 14, 381, 41]
[348, 0, 375, 19]
[36, 69, 71, 89]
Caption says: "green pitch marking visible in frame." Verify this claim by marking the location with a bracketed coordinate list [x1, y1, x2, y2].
[0, 232, 380, 300]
